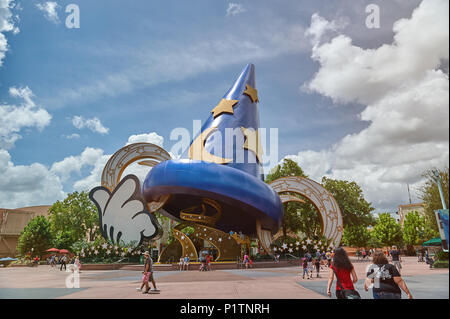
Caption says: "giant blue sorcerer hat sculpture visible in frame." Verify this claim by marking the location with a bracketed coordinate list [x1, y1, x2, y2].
[89, 64, 343, 262]
[142, 64, 283, 235]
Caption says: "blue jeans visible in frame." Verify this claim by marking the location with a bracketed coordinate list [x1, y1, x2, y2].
[302, 268, 309, 277]
[373, 291, 401, 299]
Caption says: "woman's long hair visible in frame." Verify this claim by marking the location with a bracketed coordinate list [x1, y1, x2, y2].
[333, 247, 353, 271]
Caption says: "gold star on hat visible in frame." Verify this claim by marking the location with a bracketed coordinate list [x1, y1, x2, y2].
[211, 98, 239, 118]
[241, 127, 263, 162]
[243, 84, 259, 103]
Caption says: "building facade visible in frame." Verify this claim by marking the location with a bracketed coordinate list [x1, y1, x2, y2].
[398, 203, 426, 227]
[0, 206, 51, 258]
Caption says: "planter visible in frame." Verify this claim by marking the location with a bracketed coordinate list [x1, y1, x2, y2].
[433, 260, 449, 268]
[79, 263, 134, 270]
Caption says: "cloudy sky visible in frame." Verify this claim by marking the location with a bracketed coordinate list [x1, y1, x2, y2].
[0, 0, 448, 214]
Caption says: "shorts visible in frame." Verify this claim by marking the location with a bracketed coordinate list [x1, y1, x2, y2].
[393, 261, 402, 269]
[142, 272, 153, 283]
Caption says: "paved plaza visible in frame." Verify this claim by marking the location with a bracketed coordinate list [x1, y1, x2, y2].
[0, 257, 447, 299]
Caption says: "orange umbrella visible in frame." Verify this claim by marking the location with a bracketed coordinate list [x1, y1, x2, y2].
[46, 248, 59, 252]
[59, 249, 70, 254]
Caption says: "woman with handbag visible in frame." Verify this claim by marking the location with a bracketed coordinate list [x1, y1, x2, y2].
[327, 247, 360, 299]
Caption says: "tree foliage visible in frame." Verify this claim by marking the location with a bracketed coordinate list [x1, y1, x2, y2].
[372, 213, 403, 247]
[48, 191, 100, 249]
[17, 216, 53, 257]
[265, 159, 321, 239]
[402, 211, 436, 246]
[265, 158, 307, 183]
[342, 225, 371, 248]
[321, 177, 375, 228]
[419, 168, 449, 233]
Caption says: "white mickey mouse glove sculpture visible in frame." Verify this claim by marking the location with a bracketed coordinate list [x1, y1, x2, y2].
[89, 175, 162, 247]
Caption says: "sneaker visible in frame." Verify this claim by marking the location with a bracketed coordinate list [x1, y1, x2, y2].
[150, 288, 159, 292]
[142, 290, 149, 294]
[136, 288, 142, 291]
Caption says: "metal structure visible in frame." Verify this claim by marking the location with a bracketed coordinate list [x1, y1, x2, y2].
[269, 176, 344, 248]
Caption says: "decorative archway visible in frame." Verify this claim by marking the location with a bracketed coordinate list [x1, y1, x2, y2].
[100, 142, 172, 212]
[269, 176, 343, 248]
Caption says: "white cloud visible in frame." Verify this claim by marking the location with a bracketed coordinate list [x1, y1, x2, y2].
[0, 86, 52, 149]
[226, 3, 246, 17]
[72, 115, 109, 135]
[126, 132, 164, 146]
[0, 130, 166, 208]
[63, 133, 80, 139]
[305, 13, 347, 46]
[291, 0, 449, 211]
[36, 1, 60, 24]
[0, 0, 19, 66]
[0, 85, 59, 208]
[0, 149, 65, 209]
[50, 147, 104, 182]
[67, 132, 166, 192]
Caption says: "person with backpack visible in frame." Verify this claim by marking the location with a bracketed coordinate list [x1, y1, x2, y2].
[364, 251, 412, 299]
[327, 247, 360, 299]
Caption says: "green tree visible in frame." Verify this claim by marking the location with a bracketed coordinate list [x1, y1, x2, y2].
[372, 213, 403, 247]
[265, 159, 321, 240]
[265, 158, 307, 183]
[17, 216, 54, 258]
[342, 225, 371, 248]
[367, 232, 382, 248]
[48, 191, 100, 249]
[419, 168, 449, 233]
[402, 211, 435, 246]
[322, 177, 375, 228]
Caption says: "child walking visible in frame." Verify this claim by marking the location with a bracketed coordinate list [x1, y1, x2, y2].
[302, 258, 310, 279]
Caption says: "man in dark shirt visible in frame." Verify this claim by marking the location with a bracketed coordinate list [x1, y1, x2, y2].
[389, 246, 402, 274]
[59, 254, 67, 271]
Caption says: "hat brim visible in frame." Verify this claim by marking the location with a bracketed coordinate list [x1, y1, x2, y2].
[142, 159, 282, 234]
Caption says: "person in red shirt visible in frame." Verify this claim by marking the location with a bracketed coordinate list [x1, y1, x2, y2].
[206, 254, 212, 271]
[327, 247, 358, 299]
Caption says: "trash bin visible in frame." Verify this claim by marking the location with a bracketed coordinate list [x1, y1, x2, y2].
[140, 255, 144, 264]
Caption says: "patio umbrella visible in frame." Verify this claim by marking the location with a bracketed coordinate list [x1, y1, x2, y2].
[59, 249, 70, 254]
[45, 248, 60, 252]
[422, 237, 442, 247]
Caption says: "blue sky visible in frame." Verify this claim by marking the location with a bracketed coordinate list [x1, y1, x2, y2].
[0, 0, 448, 212]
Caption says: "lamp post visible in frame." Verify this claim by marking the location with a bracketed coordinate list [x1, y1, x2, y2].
[432, 170, 447, 210]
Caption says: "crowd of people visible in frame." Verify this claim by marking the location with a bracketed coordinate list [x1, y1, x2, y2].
[25, 244, 425, 299]
[46, 254, 81, 272]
